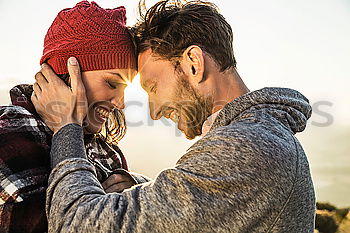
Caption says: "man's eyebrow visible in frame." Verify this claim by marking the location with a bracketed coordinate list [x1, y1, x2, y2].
[141, 79, 155, 90]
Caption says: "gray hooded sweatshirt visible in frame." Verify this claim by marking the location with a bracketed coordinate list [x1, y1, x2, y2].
[46, 87, 315, 233]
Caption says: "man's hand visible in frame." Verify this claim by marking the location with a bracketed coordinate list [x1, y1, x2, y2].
[31, 57, 88, 134]
[102, 173, 136, 193]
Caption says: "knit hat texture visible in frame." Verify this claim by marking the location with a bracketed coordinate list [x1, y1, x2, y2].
[40, 1, 136, 74]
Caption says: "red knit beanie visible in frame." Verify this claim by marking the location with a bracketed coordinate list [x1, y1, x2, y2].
[40, 1, 136, 74]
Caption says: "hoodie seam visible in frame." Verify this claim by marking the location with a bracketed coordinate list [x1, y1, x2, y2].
[266, 136, 300, 232]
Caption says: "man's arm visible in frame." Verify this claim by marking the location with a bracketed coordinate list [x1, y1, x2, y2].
[47, 123, 193, 232]
[47, 124, 243, 233]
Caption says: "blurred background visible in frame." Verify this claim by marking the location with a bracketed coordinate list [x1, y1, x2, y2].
[0, 0, 349, 209]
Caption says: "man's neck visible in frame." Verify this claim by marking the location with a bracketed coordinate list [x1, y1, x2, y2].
[210, 68, 249, 114]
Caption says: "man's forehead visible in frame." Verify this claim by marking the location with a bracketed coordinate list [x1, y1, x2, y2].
[138, 49, 155, 70]
[138, 49, 159, 85]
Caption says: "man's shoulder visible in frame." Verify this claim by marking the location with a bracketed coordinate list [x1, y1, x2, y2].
[214, 116, 295, 148]
[181, 119, 299, 175]
[199, 118, 292, 151]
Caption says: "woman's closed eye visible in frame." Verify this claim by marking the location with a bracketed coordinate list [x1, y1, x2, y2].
[106, 79, 126, 89]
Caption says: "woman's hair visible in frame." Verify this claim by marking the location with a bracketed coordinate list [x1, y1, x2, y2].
[59, 74, 126, 145]
[99, 108, 127, 145]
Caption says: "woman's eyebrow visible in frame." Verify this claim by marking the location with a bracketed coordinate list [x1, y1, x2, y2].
[106, 71, 127, 83]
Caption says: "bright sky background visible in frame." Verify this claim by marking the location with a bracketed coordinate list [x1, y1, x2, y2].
[0, 0, 349, 206]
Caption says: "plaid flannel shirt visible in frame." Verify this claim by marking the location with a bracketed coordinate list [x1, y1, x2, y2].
[0, 84, 130, 233]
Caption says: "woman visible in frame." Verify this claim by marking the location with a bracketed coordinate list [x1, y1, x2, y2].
[0, 1, 148, 232]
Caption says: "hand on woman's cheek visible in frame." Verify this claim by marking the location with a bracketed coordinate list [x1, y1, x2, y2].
[31, 58, 88, 134]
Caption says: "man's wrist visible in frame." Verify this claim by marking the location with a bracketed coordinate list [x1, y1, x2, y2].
[53, 119, 82, 134]
[51, 123, 85, 168]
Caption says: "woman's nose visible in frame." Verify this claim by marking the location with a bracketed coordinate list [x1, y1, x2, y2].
[111, 94, 125, 110]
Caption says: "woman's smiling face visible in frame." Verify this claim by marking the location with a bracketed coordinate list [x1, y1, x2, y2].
[79, 68, 137, 134]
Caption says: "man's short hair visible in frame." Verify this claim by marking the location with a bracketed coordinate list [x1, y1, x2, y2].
[132, 0, 237, 72]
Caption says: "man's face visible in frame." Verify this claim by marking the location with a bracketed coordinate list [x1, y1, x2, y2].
[138, 49, 213, 139]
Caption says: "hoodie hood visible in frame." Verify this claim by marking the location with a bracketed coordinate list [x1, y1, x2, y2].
[211, 87, 312, 134]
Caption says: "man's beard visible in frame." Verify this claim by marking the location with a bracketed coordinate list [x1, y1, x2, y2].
[174, 76, 213, 140]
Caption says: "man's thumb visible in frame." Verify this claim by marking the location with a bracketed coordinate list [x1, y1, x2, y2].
[67, 57, 83, 94]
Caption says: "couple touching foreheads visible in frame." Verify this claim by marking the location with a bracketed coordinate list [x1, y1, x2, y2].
[0, 0, 315, 232]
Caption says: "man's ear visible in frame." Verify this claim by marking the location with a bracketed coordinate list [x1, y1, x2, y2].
[182, 45, 205, 84]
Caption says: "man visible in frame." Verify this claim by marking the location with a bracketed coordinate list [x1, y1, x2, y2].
[33, 0, 316, 232]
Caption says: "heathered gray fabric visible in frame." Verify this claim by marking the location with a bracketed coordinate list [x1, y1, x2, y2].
[46, 87, 316, 233]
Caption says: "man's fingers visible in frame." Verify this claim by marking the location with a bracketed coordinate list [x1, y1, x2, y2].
[40, 63, 59, 83]
[31, 91, 38, 105]
[33, 82, 42, 96]
[67, 57, 84, 95]
[35, 72, 48, 88]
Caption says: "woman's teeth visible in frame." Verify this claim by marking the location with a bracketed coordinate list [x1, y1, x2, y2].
[96, 107, 109, 119]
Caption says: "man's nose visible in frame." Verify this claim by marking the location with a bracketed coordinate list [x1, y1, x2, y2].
[111, 94, 125, 110]
[149, 101, 162, 120]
